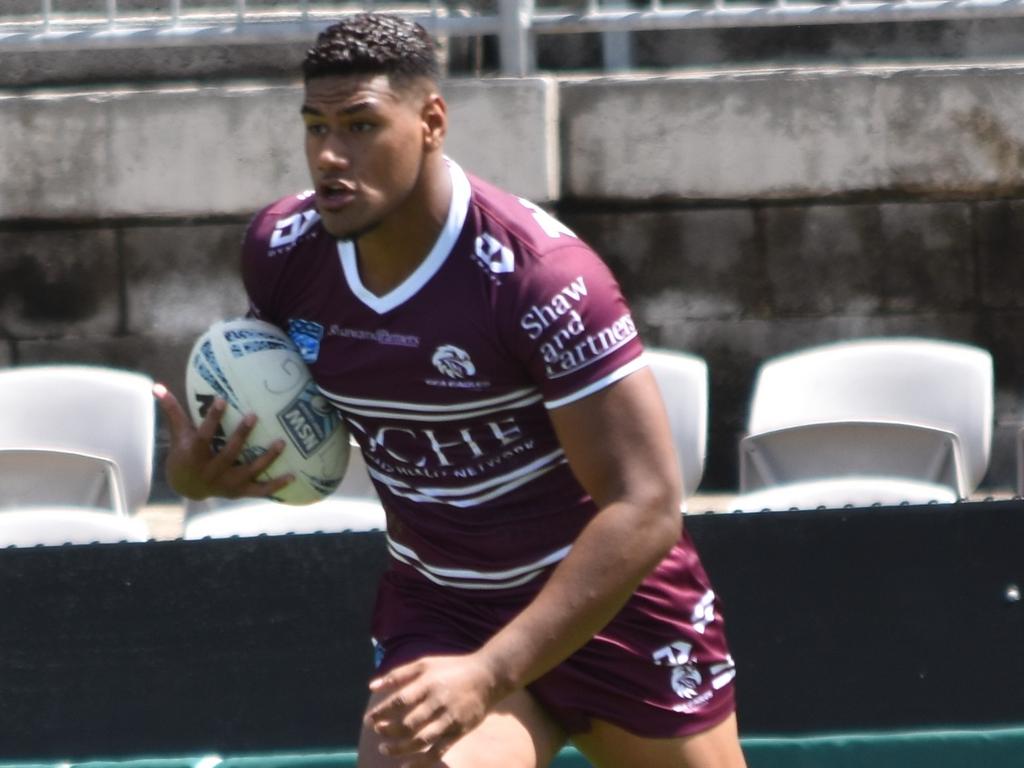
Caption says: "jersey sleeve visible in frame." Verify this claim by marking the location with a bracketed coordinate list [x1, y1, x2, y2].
[240, 194, 318, 326]
[240, 201, 284, 323]
[502, 240, 646, 409]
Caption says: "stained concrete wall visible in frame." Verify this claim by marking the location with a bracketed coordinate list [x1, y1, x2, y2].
[3, 66, 1024, 494]
[559, 65, 1024, 200]
[0, 78, 558, 218]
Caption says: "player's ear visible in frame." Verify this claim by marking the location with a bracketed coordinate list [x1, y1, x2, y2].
[421, 92, 447, 152]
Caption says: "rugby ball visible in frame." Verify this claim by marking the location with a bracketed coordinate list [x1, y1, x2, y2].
[184, 317, 349, 505]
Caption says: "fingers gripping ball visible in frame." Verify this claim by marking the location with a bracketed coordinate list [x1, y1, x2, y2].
[185, 318, 350, 505]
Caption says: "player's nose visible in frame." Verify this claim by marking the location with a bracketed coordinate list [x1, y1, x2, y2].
[317, 135, 351, 171]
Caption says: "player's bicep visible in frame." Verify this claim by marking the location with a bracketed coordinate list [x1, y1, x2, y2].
[547, 367, 682, 511]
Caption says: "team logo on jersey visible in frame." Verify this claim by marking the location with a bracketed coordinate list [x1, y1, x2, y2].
[269, 209, 320, 252]
[474, 233, 515, 275]
[288, 318, 325, 363]
[431, 345, 476, 379]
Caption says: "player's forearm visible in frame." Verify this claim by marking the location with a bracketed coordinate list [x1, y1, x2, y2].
[476, 496, 681, 700]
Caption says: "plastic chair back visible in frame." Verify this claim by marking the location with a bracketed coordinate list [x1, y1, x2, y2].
[739, 421, 967, 496]
[748, 338, 992, 493]
[646, 348, 709, 498]
[0, 448, 129, 515]
[0, 365, 156, 513]
[729, 477, 959, 513]
[184, 497, 386, 539]
[0, 510, 150, 547]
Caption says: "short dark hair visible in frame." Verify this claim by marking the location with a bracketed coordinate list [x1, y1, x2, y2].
[303, 13, 440, 84]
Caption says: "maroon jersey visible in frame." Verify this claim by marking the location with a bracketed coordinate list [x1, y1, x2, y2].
[242, 161, 648, 590]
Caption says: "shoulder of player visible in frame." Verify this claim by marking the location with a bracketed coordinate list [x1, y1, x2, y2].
[244, 190, 322, 254]
[466, 174, 598, 279]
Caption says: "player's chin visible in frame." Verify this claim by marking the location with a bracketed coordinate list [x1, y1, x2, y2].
[320, 212, 379, 242]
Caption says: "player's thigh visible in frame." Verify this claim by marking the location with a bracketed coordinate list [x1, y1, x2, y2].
[357, 687, 567, 768]
[572, 711, 746, 768]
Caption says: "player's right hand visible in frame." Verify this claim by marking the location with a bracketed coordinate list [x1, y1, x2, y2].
[153, 383, 294, 501]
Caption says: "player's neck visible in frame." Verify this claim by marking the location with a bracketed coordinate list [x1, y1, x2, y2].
[355, 157, 452, 297]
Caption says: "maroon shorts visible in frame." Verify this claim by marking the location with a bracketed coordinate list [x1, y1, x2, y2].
[370, 530, 738, 739]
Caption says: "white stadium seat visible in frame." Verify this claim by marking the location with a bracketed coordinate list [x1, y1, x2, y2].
[183, 446, 385, 539]
[0, 509, 151, 547]
[0, 364, 156, 545]
[0, 448, 131, 516]
[646, 348, 709, 502]
[183, 497, 386, 539]
[0, 365, 156, 515]
[739, 421, 967, 498]
[729, 477, 958, 513]
[730, 337, 993, 512]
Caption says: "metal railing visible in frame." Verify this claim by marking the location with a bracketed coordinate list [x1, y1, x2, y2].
[5, 0, 1024, 75]
[0, 3, 507, 53]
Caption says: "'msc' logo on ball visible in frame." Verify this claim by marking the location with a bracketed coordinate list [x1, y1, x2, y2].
[277, 381, 339, 459]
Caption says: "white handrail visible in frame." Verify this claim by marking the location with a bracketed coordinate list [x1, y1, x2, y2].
[6, 0, 1024, 73]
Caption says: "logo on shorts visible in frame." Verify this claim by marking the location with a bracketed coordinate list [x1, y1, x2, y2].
[653, 644, 738, 715]
[691, 589, 717, 635]
[432, 345, 476, 379]
[652, 640, 693, 667]
[671, 663, 703, 700]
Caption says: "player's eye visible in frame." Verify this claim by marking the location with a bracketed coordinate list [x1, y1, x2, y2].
[350, 121, 375, 133]
[305, 123, 328, 137]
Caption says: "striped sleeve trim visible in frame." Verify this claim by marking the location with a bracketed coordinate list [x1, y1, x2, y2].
[544, 354, 648, 410]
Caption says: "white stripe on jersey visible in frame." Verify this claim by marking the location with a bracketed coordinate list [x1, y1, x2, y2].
[373, 455, 567, 508]
[387, 535, 572, 590]
[545, 355, 648, 410]
[369, 448, 566, 499]
[320, 385, 539, 413]
[321, 388, 544, 422]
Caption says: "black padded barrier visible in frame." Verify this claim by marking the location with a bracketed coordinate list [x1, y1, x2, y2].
[691, 499, 1024, 735]
[0, 500, 1021, 759]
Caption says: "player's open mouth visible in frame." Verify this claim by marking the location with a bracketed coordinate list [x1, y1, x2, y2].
[317, 181, 356, 210]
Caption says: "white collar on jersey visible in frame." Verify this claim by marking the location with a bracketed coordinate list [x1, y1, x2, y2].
[337, 158, 471, 315]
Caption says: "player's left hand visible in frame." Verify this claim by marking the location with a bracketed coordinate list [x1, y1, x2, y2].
[366, 652, 503, 766]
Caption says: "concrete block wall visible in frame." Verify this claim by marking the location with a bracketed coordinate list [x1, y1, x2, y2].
[562, 201, 1022, 491]
[554, 67, 1024, 491]
[558, 66, 1024, 200]
[0, 79, 557, 217]
[3, 66, 1023, 496]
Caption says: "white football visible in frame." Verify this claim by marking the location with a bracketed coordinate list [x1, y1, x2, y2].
[184, 317, 350, 505]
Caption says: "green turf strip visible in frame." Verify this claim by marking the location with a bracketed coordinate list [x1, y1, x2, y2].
[5, 726, 1024, 768]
